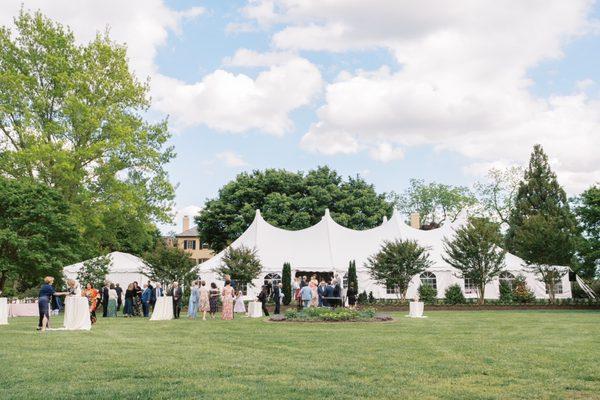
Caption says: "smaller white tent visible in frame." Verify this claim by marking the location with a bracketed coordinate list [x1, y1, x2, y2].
[63, 252, 151, 289]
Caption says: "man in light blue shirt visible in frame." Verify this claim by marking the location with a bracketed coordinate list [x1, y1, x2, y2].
[300, 285, 312, 309]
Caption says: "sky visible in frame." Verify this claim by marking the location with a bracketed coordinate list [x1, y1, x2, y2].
[2, 0, 600, 233]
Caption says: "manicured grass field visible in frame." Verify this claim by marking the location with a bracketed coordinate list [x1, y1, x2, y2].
[1, 310, 599, 399]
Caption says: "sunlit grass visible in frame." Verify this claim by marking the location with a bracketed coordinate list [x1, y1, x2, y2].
[1, 310, 599, 399]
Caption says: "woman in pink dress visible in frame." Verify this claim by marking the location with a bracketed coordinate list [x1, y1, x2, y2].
[221, 280, 235, 320]
[309, 275, 319, 307]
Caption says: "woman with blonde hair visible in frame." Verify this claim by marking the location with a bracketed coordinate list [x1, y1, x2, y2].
[123, 283, 135, 317]
[37, 276, 67, 331]
[309, 274, 319, 308]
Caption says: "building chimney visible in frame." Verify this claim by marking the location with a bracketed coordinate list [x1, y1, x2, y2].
[410, 212, 420, 229]
[183, 215, 190, 232]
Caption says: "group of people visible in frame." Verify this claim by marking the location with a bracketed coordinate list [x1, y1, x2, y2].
[293, 275, 357, 309]
[36, 273, 356, 330]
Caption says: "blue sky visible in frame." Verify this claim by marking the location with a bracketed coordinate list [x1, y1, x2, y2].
[2, 1, 599, 231]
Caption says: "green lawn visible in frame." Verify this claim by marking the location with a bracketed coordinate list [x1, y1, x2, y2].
[1, 311, 599, 400]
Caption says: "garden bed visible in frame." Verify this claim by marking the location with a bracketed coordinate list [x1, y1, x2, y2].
[269, 307, 393, 322]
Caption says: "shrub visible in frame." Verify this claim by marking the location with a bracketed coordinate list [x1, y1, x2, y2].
[358, 291, 368, 304]
[444, 284, 466, 304]
[418, 284, 437, 303]
[512, 275, 535, 303]
[282, 262, 292, 305]
[284, 309, 298, 319]
[499, 281, 513, 303]
[368, 291, 376, 303]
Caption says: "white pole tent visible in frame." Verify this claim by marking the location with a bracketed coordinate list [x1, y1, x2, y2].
[63, 251, 151, 288]
[197, 209, 582, 300]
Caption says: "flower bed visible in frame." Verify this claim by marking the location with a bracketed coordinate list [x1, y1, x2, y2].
[270, 307, 393, 322]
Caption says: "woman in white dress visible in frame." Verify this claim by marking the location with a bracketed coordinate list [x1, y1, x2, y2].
[233, 290, 246, 314]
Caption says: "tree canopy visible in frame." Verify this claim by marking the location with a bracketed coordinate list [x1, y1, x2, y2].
[394, 178, 477, 228]
[365, 239, 432, 300]
[143, 243, 196, 287]
[573, 185, 600, 279]
[474, 166, 523, 227]
[0, 10, 174, 258]
[0, 177, 81, 291]
[442, 217, 506, 304]
[196, 166, 394, 251]
[217, 245, 263, 289]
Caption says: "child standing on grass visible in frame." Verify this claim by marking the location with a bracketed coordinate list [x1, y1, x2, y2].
[234, 290, 246, 315]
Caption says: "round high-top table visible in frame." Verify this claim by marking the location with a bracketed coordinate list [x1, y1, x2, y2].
[0, 298, 8, 325]
[63, 296, 91, 330]
[150, 296, 173, 321]
[247, 301, 263, 318]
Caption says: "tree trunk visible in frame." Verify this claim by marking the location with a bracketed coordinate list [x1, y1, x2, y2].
[547, 283, 556, 304]
[0, 273, 6, 292]
[478, 285, 485, 305]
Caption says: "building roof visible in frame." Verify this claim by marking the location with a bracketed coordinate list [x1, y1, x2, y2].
[176, 226, 198, 237]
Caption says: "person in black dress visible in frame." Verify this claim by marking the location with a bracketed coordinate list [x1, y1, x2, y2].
[124, 283, 135, 317]
[115, 283, 123, 311]
[209, 282, 219, 319]
[37, 276, 67, 331]
[347, 282, 357, 309]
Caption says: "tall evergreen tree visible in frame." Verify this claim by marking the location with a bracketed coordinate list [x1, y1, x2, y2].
[282, 262, 292, 305]
[506, 145, 577, 302]
[573, 185, 600, 279]
[347, 260, 358, 293]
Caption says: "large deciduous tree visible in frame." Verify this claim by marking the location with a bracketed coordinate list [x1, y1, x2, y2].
[0, 177, 81, 291]
[394, 179, 477, 229]
[474, 166, 524, 228]
[573, 185, 600, 279]
[196, 167, 393, 251]
[506, 145, 577, 303]
[365, 239, 432, 300]
[0, 11, 174, 257]
[442, 217, 506, 304]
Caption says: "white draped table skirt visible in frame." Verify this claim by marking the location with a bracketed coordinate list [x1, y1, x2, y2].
[408, 301, 425, 318]
[247, 301, 263, 318]
[150, 296, 173, 321]
[0, 298, 8, 325]
[63, 296, 91, 331]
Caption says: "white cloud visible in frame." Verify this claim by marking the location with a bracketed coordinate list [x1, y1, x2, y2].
[368, 143, 404, 163]
[216, 151, 248, 167]
[0, 2, 320, 137]
[152, 57, 322, 135]
[223, 48, 296, 67]
[242, 0, 600, 192]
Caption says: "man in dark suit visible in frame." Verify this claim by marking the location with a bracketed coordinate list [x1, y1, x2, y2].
[171, 282, 182, 319]
[332, 279, 342, 308]
[324, 282, 334, 307]
[101, 282, 110, 317]
[317, 281, 327, 307]
[273, 283, 281, 314]
[115, 283, 123, 311]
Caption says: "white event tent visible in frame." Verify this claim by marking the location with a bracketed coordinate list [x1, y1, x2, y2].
[198, 209, 578, 300]
[63, 251, 151, 289]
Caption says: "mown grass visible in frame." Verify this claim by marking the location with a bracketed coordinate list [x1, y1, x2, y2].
[1, 310, 599, 399]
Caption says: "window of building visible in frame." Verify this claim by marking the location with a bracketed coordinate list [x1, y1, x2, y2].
[464, 278, 477, 294]
[420, 272, 437, 290]
[201, 241, 210, 249]
[198, 258, 209, 263]
[264, 273, 281, 288]
[545, 280, 563, 295]
[386, 284, 400, 295]
[342, 274, 348, 288]
[183, 239, 196, 250]
[499, 271, 515, 290]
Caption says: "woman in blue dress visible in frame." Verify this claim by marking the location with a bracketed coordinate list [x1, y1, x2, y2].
[187, 281, 200, 319]
[37, 276, 67, 331]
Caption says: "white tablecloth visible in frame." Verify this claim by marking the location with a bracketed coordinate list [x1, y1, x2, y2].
[408, 301, 425, 317]
[0, 298, 8, 325]
[63, 296, 91, 331]
[150, 296, 173, 321]
[247, 301, 263, 318]
[9, 303, 39, 317]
